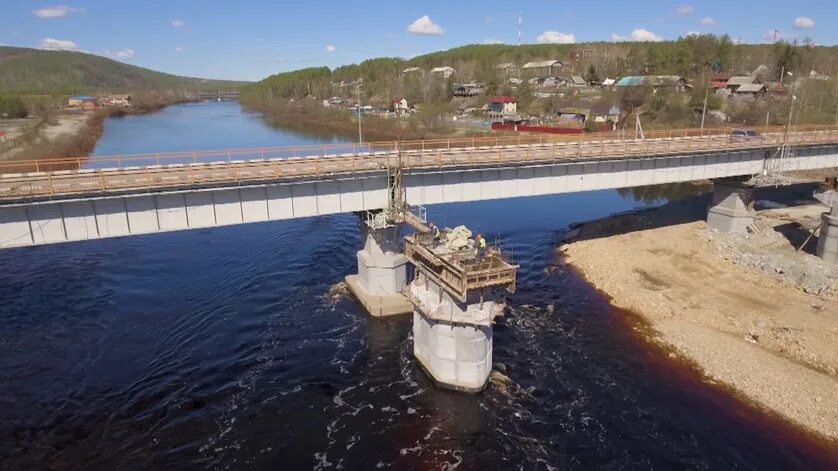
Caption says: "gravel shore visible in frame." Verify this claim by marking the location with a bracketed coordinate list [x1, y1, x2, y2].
[562, 189, 838, 441]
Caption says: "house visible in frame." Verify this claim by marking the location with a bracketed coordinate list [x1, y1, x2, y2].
[732, 83, 766, 99]
[452, 82, 485, 97]
[101, 94, 131, 107]
[616, 76, 691, 93]
[569, 76, 587, 88]
[489, 96, 517, 116]
[430, 66, 456, 78]
[393, 97, 409, 112]
[508, 77, 523, 85]
[522, 60, 564, 76]
[711, 72, 731, 90]
[600, 78, 617, 87]
[725, 76, 760, 92]
[68, 95, 97, 107]
[590, 104, 621, 123]
[555, 108, 589, 125]
[402, 67, 423, 74]
[495, 63, 519, 75]
[542, 77, 567, 87]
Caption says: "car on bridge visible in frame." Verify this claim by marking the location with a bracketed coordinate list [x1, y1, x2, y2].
[729, 129, 763, 143]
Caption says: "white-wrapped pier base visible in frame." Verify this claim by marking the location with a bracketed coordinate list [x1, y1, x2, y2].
[403, 230, 517, 392]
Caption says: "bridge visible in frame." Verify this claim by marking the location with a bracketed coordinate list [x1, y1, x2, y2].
[3, 126, 837, 391]
[196, 90, 240, 100]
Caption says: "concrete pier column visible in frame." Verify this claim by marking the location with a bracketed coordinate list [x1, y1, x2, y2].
[345, 221, 413, 317]
[706, 178, 755, 233]
[410, 272, 503, 392]
[816, 192, 838, 264]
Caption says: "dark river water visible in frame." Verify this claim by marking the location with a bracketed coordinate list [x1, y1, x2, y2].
[1, 101, 835, 469]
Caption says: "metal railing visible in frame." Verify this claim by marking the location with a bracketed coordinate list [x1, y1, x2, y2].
[1, 125, 837, 200]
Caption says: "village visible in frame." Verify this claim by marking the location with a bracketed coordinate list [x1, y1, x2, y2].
[319, 54, 832, 135]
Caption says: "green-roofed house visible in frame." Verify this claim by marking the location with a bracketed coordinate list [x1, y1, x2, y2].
[616, 76, 691, 93]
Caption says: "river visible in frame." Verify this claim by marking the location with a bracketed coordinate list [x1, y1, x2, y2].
[0, 101, 834, 469]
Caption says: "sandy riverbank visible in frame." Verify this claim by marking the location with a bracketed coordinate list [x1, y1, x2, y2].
[0, 112, 101, 162]
[562, 187, 838, 441]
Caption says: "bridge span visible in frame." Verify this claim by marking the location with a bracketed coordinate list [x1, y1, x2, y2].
[1, 126, 837, 250]
[3, 125, 838, 391]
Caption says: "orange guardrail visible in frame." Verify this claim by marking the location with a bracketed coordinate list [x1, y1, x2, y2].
[1, 124, 836, 176]
[1, 126, 837, 201]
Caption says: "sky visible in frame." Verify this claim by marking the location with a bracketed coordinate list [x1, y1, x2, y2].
[1, 1, 832, 81]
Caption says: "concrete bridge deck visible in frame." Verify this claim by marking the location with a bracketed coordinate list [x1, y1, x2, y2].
[1, 126, 836, 202]
[1, 126, 837, 249]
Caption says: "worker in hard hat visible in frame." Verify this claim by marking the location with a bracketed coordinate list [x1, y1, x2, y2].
[476, 233, 487, 257]
[429, 222, 441, 247]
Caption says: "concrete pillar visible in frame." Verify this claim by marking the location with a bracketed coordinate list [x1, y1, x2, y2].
[345, 222, 413, 317]
[817, 212, 838, 264]
[706, 179, 755, 233]
[410, 272, 504, 392]
[816, 193, 838, 264]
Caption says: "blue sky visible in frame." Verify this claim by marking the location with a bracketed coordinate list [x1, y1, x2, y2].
[2, 1, 831, 81]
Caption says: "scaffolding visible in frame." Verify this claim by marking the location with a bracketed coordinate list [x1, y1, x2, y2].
[403, 230, 518, 303]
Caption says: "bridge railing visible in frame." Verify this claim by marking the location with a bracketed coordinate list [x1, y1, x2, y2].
[1, 124, 835, 176]
[1, 126, 838, 200]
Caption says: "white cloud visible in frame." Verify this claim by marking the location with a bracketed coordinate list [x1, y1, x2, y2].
[34, 5, 80, 19]
[611, 29, 663, 42]
[686, 31, 702, 37]
[675, 4, 695, 14]
[536, 30, 576, 44]
[700, 16, 716, 26]
[407, 15, 444, 35]
[172, 19, 186, 28]
[115, 48, 135, 59]
[39, 37, 80, 51]
[794, 16, 815, 29]
[482, 38, 505, 45]
[326, 44, 336, 52]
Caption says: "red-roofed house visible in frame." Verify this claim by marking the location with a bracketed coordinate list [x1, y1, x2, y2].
[393, 97, 409, 113]
[489, 96, 517, 116]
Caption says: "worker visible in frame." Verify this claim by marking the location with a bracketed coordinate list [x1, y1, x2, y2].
[429, 222, 441, 247]
[476, 233, 487, 257]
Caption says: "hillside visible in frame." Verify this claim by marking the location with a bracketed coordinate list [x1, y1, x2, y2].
[0, 46, 245, 94]
[241, 36, 838, 132]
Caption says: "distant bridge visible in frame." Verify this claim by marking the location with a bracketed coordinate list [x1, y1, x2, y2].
[0, 126, 837, 249]
[196, 90, 240, 100]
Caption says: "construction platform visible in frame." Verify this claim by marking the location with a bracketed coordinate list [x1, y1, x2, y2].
[404, 226, 518, 392]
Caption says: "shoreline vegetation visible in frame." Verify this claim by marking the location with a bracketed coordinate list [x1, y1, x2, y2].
[243, 98, 489, 142]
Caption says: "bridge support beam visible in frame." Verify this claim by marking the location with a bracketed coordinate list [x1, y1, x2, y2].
[345, 221, 413, 317]
[816, 192, 838, 264]
[410, 272, 502, 392]
[706, 178, 755, 233]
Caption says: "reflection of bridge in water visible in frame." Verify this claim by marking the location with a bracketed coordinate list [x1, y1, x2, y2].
[2, 125, 838, 390]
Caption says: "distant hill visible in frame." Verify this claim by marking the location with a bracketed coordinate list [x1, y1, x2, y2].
[0, 46, 246, 95]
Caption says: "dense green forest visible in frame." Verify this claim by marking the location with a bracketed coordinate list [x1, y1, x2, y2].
[241, 36, 838, 130]
[0, 46, 246, 95]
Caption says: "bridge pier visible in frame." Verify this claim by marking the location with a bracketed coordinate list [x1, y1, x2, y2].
[816, 191, 838, 264]
[345, 215, 413, 317]
[410, 271, 501, 392]
[706, 178, 755, 233]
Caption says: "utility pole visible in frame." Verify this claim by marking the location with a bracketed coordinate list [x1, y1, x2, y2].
[356, 83, 363, 144]
[700, 88, 708, 131]
[517, 12, 522, 46]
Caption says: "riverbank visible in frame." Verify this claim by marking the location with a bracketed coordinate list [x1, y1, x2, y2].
[561, 187, 838, 441]
[0, 95, 203, 162]
[242, 98, 493, 142]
